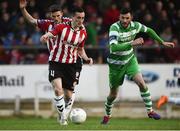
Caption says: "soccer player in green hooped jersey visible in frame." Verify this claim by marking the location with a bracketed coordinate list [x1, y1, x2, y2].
[101, 7, 175, 124]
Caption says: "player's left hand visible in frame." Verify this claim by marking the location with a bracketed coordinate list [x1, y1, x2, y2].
[162, 42, 175, 48]
[86, 58, 93, 65]
[40, 35, 48, 43]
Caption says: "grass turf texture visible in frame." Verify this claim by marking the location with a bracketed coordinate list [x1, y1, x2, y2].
[0, 116, 179, 130]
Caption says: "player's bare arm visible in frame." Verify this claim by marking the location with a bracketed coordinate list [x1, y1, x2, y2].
[78, 47, 93, 65]
[19, 0, 37, 26]
[40, 32, 54, 43]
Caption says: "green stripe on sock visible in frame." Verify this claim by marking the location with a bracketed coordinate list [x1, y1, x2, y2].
[140, 88, 153, 112]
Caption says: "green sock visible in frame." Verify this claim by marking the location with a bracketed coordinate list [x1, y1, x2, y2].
[105, 97, 115, 116]
[140, 88, 153, 112]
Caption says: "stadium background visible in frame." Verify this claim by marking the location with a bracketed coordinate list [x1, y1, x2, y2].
[0, 0, 180, 64]
[0, 0, 180, 129]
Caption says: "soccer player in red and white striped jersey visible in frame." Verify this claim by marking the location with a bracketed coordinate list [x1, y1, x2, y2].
[47, 22, 87, 64]
[40, 7, 93, 125]
[20, 0, 92, 125]
[20, 0, 71, 52]
[37, 17, 71, 52]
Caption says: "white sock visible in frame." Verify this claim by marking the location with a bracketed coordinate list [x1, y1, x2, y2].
[64, 91, 75, 119]
[54, 95, 65, 115]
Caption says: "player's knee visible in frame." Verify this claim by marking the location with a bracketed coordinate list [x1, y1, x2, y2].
[54, 87, 63, 96]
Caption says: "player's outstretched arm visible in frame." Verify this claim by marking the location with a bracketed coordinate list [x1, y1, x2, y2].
[19, 0, 37, 26]
[146, 27, 164, 44]
[146, 27, 175, 48]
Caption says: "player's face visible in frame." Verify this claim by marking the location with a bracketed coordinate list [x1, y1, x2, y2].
[119, 12, 132, 28]
[51, 11, 63, 23]
[73, 12, 85, 27]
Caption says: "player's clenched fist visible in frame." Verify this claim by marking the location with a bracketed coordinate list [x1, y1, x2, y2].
[19, 0, 27, 9]
[132, 37, 144, 46]
[40, 35, 48, 43]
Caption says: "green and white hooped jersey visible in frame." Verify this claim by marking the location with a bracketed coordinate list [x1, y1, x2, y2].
[107, 21, 147, 65]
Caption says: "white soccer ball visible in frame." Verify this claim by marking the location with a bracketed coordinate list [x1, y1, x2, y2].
[69, 108, 87, 124]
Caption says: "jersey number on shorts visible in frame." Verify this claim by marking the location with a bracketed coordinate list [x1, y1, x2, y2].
[50, 70, 55, 77]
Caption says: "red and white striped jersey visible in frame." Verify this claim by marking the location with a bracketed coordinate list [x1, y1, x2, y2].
[37, 17, 71, 51]
[49, 23, 87, 64]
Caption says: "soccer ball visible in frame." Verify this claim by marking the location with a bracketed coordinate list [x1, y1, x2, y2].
[69, 108, 87, 124]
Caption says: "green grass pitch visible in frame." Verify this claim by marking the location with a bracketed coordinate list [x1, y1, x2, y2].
[0, 116, 179, 130]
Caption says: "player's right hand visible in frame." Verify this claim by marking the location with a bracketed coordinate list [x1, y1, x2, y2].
[132, 37, 144, 46]
[19, 0, 27, 9]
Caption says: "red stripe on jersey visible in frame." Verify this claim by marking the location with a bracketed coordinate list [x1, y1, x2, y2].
[49, 23, 87, 63]
[48, 40, 53, 51]
[65, 46, 71, 63]
[52, 35, 60, 61]
[59, 28, 71, 62]
[63, 28, 71, 42]
[78, 31, 85, 47]
[70, 31, 77, 44]
[58, 44, 65, 62]
[65, 32, 77, 63]
[71, 48, 77, 63]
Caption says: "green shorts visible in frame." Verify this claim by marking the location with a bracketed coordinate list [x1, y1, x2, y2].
[108, 56, 140, 88]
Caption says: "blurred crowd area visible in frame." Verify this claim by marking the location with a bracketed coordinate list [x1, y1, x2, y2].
[0, 0, 180, 64]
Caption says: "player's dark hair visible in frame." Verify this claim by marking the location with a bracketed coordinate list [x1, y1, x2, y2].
[72, 7, 84, 15]
[48, 4, 62, 12]
[120, 7, 132, 14]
